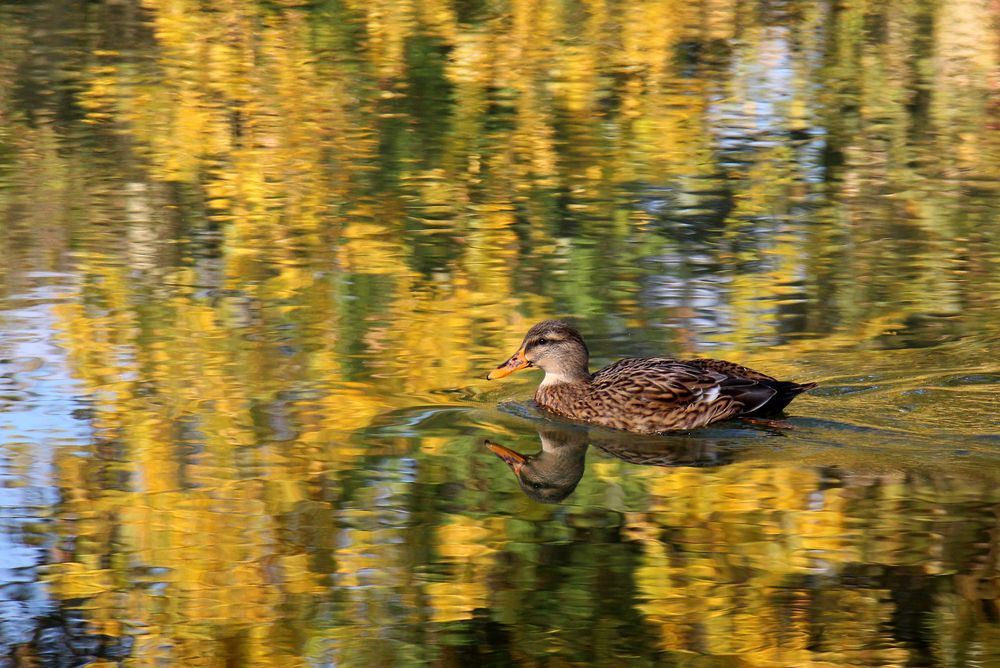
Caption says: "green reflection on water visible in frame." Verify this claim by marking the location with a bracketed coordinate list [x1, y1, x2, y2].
[1, 0, 1000, 665]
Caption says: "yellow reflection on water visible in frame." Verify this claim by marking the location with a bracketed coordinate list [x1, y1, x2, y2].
[1, 0, 999, 664]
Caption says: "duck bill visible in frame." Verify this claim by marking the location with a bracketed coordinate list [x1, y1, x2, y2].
[485, 440, 526, 475]
[487, 347, 530, 380]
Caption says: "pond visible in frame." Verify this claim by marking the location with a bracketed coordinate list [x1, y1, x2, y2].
[1, 0, 1000, 665]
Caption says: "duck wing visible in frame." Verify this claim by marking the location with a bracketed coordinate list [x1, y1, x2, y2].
[683, 357, 817, 416]
[681, 358, 778, 382]
[589, 358, 751, 431]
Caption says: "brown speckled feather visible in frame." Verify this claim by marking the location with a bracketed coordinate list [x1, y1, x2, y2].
[682, 358, 777, 382]
[536, 358, 751, 432]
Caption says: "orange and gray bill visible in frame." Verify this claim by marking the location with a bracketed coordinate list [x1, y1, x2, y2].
[486, 347, 529, 380]
[485, 440, 526, 474]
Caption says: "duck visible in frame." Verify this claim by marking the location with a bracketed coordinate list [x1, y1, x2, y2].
[486, 320, 816, 433]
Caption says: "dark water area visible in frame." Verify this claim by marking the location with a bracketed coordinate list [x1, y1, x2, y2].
[1, 0, 1000, 665]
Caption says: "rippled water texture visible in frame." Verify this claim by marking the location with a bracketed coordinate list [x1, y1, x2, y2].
[2, 0, 1000, 665]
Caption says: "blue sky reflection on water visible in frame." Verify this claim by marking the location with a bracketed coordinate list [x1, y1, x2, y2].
[0, 280, 90, 654]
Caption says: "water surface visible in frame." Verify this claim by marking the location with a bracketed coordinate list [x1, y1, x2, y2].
[1, 0, 1000, 665]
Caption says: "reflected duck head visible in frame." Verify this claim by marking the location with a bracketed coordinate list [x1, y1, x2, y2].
[484, 428, 589, 503]
[487, 320, 590, 384]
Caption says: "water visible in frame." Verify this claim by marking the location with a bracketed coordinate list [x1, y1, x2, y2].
[1, 0, 1000, 665]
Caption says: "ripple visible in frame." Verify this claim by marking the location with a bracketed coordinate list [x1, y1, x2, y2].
[810, 384, 886, 397]
[937, 372, 1000, 386]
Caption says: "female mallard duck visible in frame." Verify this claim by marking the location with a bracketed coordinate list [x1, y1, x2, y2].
[487, 320, 816, 433]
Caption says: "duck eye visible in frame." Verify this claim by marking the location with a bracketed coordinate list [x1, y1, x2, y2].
[537, 337, 548, 346]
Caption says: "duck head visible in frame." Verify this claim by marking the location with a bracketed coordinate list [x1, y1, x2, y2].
[487, 320, 591, 384]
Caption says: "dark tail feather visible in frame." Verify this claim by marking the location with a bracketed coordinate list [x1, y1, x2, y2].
[742, 381, 817, 417]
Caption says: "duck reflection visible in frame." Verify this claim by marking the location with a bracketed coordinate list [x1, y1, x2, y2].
[485, 424, 739, 503]
[486, 428, 589, 503]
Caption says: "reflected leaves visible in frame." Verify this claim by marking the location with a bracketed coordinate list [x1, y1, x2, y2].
[0, 0, 999, 665]
[486, 421, 1000, 664]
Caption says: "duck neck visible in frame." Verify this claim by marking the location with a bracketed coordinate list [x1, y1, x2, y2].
[539, 366, 591, 387]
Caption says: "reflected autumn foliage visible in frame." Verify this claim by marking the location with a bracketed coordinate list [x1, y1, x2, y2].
[0, 0, 999, 665]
